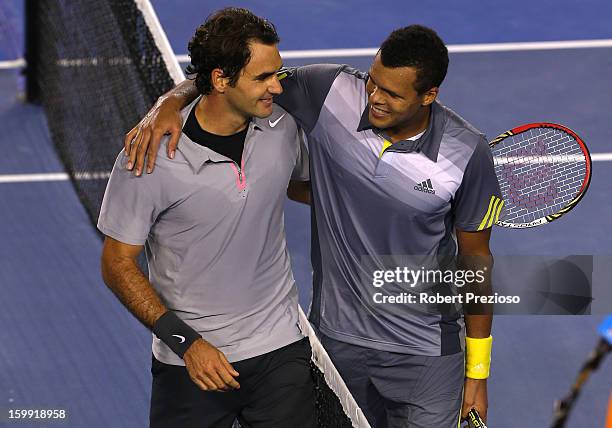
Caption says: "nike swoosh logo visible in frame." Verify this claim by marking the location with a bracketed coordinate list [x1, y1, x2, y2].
[172, 334, 186, 343]
[269, 114, 286, 128]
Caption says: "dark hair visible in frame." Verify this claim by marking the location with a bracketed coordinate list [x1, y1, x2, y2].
[186, 8, 279, 95]
[379, 25, 449, 94]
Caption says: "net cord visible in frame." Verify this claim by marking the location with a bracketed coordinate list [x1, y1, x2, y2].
[298, 308, 371, 428]
[138, 2, 370, 426]
[134, 0, 185, 85]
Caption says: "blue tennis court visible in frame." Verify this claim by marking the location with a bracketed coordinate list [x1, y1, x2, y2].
[1, 1, 611, 426]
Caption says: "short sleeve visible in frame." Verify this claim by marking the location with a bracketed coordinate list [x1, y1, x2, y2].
[276, 64, 345, 133]
[453, 138, 503, 231]
[97, 152, 162, 245]
[291, 128, 310, 181]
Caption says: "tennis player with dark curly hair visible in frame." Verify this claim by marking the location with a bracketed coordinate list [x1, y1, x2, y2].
[124, 17, 500, 428]
[98, 8, 315, 428]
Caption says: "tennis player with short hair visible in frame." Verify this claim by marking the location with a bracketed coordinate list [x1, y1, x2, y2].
[98, 8, 315, 427]
[126, 21, 499, 427]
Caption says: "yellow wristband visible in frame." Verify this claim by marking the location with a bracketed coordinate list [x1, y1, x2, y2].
[465, 335, 492, 379]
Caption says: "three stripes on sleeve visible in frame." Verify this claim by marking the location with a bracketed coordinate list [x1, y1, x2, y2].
[477, 195, 504, 231]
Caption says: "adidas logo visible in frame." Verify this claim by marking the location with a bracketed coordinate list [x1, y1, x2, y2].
[414, 179, 435, 194]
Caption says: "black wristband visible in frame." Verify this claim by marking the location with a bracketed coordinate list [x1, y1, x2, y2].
[153, 311, 201, 358]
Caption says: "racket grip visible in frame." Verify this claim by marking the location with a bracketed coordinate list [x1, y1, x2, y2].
[467, 409, 488, 428]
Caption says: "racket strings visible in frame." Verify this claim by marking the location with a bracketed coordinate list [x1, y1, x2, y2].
[492, 127, 587, 224]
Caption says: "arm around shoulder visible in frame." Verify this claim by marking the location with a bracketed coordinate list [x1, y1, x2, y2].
[124, 79, 198, 175]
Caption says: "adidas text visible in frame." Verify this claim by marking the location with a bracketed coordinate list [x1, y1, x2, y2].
[414, 179, 435, 194]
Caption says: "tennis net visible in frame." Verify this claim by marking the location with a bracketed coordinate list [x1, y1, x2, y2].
[25, 0, 180, 225]
[25, 1, 369, 426]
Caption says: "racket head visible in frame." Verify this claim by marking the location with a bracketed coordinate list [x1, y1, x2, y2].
[489, 122, 591, 228]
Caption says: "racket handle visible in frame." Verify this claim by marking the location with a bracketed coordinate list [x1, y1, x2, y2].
[467, 409, 488, 428]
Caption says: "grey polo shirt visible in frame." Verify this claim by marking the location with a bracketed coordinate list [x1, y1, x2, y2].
[98, 100, 309, 365]
[276, 65, 502, 356]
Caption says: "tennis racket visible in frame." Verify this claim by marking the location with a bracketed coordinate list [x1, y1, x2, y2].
[463, 408, 488, 428]
[489, 123, 591, 228]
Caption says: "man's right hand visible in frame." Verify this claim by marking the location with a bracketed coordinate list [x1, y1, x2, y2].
[183, 338, 240, 392]
[123, 95, 184, 176]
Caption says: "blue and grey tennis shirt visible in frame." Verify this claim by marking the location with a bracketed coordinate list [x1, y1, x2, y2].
[276, 65, 502, 356]
[98, 100, 309, 365]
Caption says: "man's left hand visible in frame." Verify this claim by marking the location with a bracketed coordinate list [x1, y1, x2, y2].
[461, 378, 488, 422]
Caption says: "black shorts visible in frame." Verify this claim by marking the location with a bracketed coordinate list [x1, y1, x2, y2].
[150, 338, 316, 428]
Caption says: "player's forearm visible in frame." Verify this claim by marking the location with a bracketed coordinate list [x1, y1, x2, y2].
[101, 255, 167, 329]
[287, 180, 311, 205]
[160, 79, 199, 110]
[465, 314, 492, 338]
[460, 252, 493, 338]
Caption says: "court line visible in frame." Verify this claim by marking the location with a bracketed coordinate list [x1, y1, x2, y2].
[1, 153, 610, 184]
[0, 58, 25, 69]
[592, 153, 612, 161]
[3, 39, 612, 69]
[0, 173, 70, 183]
[0, 172, 110, 183]
[178, 38, 612, 61]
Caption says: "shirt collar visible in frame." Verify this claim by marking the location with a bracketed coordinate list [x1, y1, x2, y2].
[177, 97, 263, 172]
[356, 100, 445, 162]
